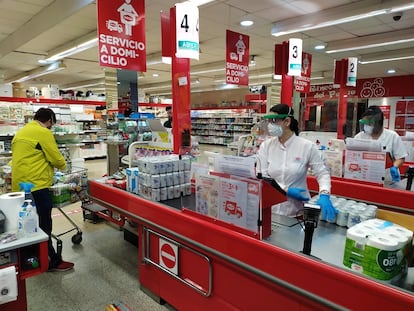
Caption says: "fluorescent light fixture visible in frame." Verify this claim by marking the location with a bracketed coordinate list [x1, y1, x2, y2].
[61, 78, 105, 90]
[6, 61, 66, 83]
[314, 44, 326, 50]
[360, 55, 414, 64]
[325, 28, 414, 53]
[271, 1, 414, 37]
[240, 20, 254, 27]
[191, 67, 224, 75]
[387, 69, 396, 74]
[185, 0, 216, 7]
[358, 48, 414, 64]
[152, 73, 159, 77]
[42, 31, 98, 62]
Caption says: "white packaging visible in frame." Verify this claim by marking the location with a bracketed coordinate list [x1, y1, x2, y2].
[0, 192, 25, 233]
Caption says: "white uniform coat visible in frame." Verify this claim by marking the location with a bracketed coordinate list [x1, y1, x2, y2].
[257, 135, 331, 217]
[355, 128, 408, 183]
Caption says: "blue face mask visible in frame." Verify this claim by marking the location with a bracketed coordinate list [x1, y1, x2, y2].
[267, 123, 283, 137]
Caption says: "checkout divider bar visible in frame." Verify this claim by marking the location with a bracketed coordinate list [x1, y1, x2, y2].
[89, 195, 348, 311]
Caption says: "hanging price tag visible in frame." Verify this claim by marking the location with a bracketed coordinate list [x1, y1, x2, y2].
[346, 57, 358, 87]
[288, 38, 302, 76]
[175, 2, 199, 60]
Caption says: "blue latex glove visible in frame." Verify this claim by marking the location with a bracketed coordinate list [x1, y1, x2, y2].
[287, 187, 309, 201]
[317, 194, 337, 222]
[390, 166, 401, 182]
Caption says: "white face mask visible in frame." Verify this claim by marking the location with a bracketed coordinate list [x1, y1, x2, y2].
[364, 124, 374, 135]
[267, 123, 283, 137]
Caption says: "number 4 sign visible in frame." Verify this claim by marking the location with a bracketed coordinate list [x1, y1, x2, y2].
[175, 2, 199, 60]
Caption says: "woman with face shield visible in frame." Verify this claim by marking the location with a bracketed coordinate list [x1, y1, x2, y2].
[256, 104, 336, 221]
[355, 105, 408, 183]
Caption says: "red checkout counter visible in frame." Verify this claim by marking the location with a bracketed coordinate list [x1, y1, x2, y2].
[88, 177, 414, 310]
[0, 231, 49, 311]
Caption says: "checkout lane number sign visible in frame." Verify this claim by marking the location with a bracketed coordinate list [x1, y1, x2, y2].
[159, 238, 178, 275]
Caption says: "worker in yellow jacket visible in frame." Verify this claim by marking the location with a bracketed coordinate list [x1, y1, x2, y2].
[12, 107, 74, 272]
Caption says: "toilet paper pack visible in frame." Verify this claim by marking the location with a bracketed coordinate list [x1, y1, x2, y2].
[343, 218, 413, 281]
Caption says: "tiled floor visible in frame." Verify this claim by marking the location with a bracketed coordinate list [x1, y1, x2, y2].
[26, 145, 233, 311]
[26, 158, 174, 311]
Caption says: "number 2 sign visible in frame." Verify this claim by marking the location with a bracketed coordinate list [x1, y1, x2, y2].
[175, 2, 199, 60]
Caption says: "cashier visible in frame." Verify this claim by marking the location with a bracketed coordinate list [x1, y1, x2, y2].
[355, 105, 408, 183]
[256, 104, 336, 221]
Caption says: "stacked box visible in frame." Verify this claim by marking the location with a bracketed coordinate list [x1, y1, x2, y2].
[136, 155, 192, 202]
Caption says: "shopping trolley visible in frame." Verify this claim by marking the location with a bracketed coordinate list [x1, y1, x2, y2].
[49, 166, 88, 246]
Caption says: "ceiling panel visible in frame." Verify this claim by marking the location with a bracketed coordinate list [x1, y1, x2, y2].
[0, 0, 413, 95]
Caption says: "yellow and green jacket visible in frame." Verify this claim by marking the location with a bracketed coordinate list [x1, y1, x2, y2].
[11, 121, 66, 192]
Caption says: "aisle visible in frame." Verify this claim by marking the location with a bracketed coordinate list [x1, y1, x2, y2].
[26, 143, 232, 311]
[26, 159, 174, 311]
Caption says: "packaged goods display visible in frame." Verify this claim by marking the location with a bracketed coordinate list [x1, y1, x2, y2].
[343, 218, 413, 282]
[309, 195, 378, 227]
[126, 155, 192, 201]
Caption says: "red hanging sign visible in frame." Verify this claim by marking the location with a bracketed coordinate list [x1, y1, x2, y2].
[97, 0, 146, 72]
[226, 30, 249, 86]
[295, 52, 312, 93]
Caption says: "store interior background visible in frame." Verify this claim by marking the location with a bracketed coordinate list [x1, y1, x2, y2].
[1, 0, 414, 118]
[0, 1, 414, 310]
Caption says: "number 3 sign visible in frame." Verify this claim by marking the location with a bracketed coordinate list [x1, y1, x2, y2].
[175, 2, 199, 60]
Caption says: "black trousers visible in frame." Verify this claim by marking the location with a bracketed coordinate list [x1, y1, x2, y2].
[31, 188, 61, 268]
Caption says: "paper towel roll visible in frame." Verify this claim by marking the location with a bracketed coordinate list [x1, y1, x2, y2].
[0, 265, 18, 304]
[0, 192, 25, 233]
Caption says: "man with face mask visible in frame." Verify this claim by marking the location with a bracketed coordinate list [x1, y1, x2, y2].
[256, 104, 336, 221]
[355, 105, 408, 183]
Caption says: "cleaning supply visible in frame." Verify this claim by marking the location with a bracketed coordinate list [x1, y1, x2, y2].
[18, 199, 39, 238]
[19, 182, 35, 201]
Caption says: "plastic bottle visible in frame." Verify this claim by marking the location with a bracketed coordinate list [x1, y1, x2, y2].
[24, 199, 39, 235]
[18, 199, 39, 237]
[17, 200, 29, 238]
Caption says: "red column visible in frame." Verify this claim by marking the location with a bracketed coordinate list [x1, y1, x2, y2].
[169, 7, 192, 154]
[334, 59, 349, 139]
[281, 74, 293, 106]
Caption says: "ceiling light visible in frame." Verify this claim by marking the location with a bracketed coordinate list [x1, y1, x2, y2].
[325, 28, 414, 53]
[387, 69, 396, 74]
[185, 0, 216, 7]
[314, 44, 326, 50]
[191, 67, 224, 75]
[152, 73, 159, 77]
[271, 1, 414, 37]
[240, 20, 254, 27]
[41, 31, 98, 62]
[250, 55, 256, 66]
[6, 61, 66, 83]
[358, 48, 414, 64]
[61, 78, 105, 90]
